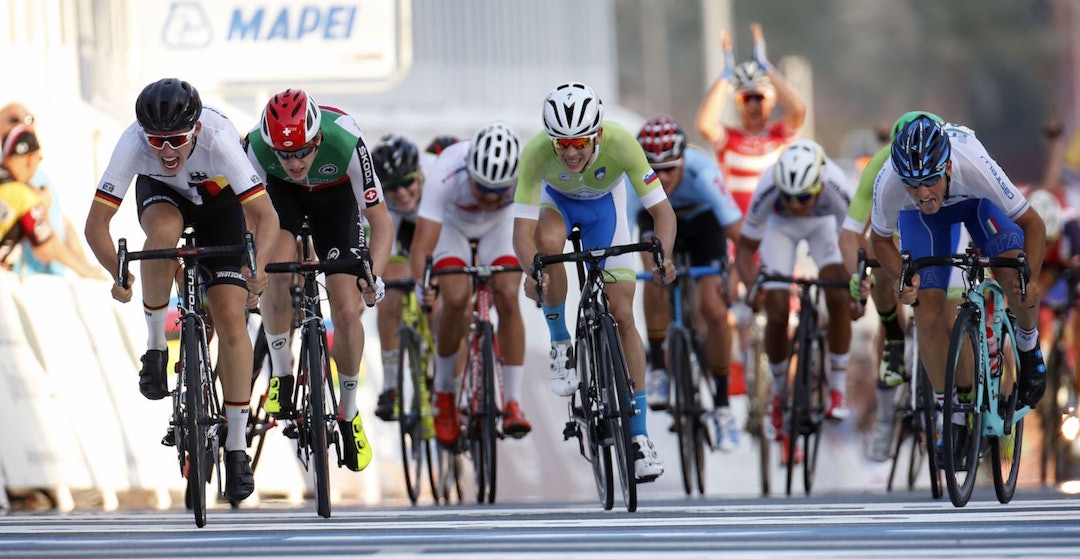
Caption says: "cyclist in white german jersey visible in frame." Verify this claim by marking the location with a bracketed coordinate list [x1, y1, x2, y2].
[84, 78, 280, 502]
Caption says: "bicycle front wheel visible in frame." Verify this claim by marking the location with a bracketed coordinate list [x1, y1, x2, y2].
[746, 334, 771, 496]
[886, 381, 912, 492]
[943, 305, 984, 507]
[601, 314, 637, 512]
[304, 324, 332, 518]
[668, 327, 696, 496]
[991, 322, 1024, 503]
[476, 323, 499, 504]
[397, 328, 428, 505]
[802, 329, 827, 495]
[182, 321, 207, 528]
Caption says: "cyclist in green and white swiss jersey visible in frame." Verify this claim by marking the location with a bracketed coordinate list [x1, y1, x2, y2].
[512, 82, 677, 482]
[245, 89, 393, 473]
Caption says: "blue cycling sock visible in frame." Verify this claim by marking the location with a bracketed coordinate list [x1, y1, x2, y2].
[631, 390, 648, 436]
[542, 302, 571, 342]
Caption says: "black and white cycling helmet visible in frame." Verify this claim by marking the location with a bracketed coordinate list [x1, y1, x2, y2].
[1027, 189, 1063, 241]
[774, 139, 825, 196]
[467, 122, 521, 189]
[542, 82, 604, 138]
[731, 61, 772, 92]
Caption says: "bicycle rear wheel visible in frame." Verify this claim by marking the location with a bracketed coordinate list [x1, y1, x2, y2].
[601, 314, 637, 512]
[943, 305, 984, 507]
[578, 336, 613, 510]
[397, 328, 429, 505]
[304, 324, 332, 518]
[669, 327, 696, 496]
[991, 325, 1024, 503]
[917, 365, 943, 499]
[886, 382, 912, 492]
[182, 321, 207, 528]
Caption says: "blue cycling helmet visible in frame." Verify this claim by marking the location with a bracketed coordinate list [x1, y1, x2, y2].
[891, 115, 951, 187]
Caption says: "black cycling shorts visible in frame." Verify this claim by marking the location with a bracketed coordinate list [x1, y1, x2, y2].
[637, 209, 727, 267]
[266, 176, 365, 276]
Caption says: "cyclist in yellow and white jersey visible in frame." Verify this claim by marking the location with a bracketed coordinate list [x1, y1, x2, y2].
[513, 82, 677, 482]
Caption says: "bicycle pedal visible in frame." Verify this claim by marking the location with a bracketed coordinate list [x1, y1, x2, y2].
[562, 420, 580, 441]
[282, 424, 300, 440]
[161, 428, 177, 447]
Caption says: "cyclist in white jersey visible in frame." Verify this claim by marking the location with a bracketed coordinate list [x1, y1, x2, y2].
[870, 116, 1048, 410]
[734, 139, 855, 462]
[411, 122, 531, 444]
[84, 79, 280, 502]
[513, 82, 677, 482]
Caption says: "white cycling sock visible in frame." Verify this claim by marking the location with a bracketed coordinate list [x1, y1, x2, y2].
[339, 373, 359, 420]
[225, 404, 249, 451]
[435, 353, 457, 394]
[502, 364, 524, 403]
[144, 303, 168, 351]
[381, 349, 399, 391]
[1016, 327, 1039, 352]
[266, 331, 292, 378]
[829, 352, 849, 392]
[770, 359, 789, 398]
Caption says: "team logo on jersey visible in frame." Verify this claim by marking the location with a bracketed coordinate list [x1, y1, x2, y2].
[594, 167, 606, 180]
[327, 248, 340, 260]
[249, 175, 260, 185]
[981, 156, 1013, 199]
[643, 170, 658, 184]
[364, 186, 379, 206]
[559, 173, 571, 181]
[319, 164, 338, 175]
[189, 171, 209, 183]
[101, 182, 116, 193]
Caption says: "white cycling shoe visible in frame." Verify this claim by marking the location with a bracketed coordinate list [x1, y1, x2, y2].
[549, 340, 579, 397]
[632, 434, 664, 482]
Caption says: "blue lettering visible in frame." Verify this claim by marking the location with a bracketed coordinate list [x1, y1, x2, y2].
[324, 6, 356, 39]
[297, 7, 321, 39]
[266, 9, 291, 40]
[228, 8, 264, 40]
[227, 5, 359, 42]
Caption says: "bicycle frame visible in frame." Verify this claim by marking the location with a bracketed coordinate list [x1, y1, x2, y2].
[117, 229, 254, 527]
[535, 228, 662, 513]
[425, 253, 522, 505]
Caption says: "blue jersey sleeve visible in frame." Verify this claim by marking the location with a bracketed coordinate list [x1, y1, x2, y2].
[682, 149, 742, 228]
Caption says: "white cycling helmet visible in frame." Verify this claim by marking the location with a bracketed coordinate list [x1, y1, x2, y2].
[1028, 189, 1063, 242]
[731, 61, 773, 93]
[467, 122, 521, 189]
[542, 82, 604, 138]
[774, 139, 825, 196]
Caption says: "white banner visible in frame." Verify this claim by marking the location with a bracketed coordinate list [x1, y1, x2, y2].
[128, 0, 412, 93]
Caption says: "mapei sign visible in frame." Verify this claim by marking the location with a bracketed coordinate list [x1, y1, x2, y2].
[131, 0, 412, 92]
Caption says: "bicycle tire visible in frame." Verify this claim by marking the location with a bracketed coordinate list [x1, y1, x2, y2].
[248, 323, 273, 474]
[886, 381, 911, 492]
[601, 314, 637, 512]
[690, 339, 708, 495]
[746, 335, 771, 496]
[786, 322, 809, 497]
[918, 364, 943, 499]
[305, 323, 332, 518]
[397, 327, 426, 505]
[1040, 339, 1070, 485]
[905, 375, 927, 490]
[991, 323, 1024, 503]
[803, 329, 826, 496]
[943, 305, 984, 507]
[182, 319, 207, 528]
[478, 323, 498, 504]
[577, 336, 613, 510]
[668, 327, 695, 496]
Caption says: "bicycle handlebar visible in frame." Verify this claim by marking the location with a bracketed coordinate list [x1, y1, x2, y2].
[264, 249, 380, 308]
[117, 231, 256, 290]
[855, 247, 881, 314]
[898, 249, 1030, 305]
[532, 236, 664, 308]
[747, 269, 849, 304]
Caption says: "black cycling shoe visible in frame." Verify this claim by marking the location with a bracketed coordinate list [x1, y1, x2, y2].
[224, 450, 255, 502]
[1018, 347, 1047, 406]
[139, 349, 169, 400]
[374, 389, 397, 421]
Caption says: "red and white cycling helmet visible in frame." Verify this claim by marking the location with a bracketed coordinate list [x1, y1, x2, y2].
[260, 89, 322, 150]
